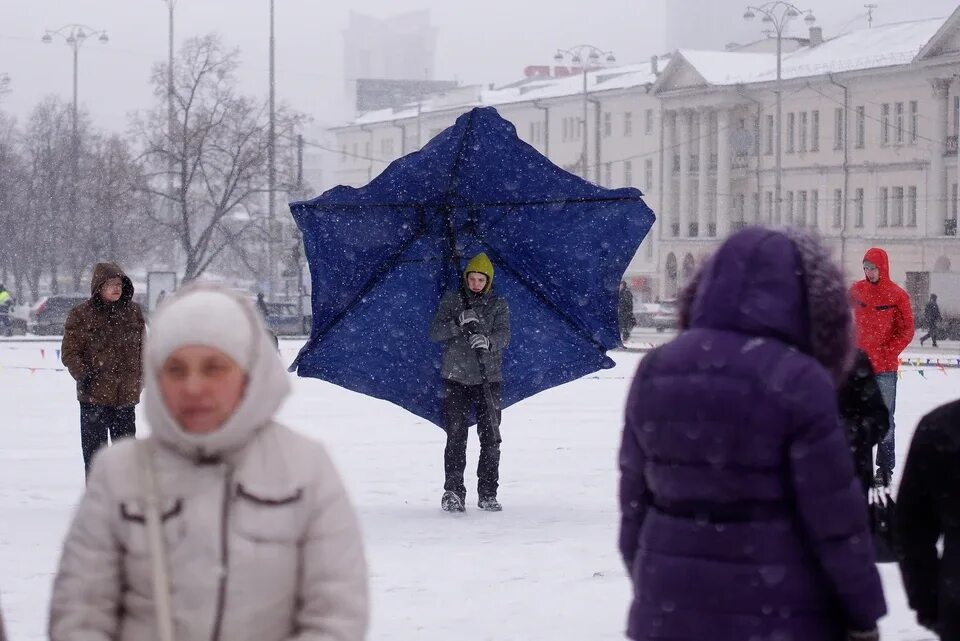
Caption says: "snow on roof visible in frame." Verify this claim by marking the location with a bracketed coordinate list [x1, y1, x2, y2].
[674, 50, 776, 86]
[344, 61, 659, 127]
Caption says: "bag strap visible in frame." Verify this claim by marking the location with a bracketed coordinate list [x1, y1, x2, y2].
[136, 439, 177, 641]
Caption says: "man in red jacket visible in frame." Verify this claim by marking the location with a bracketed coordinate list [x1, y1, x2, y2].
[849, 247, 914, 486]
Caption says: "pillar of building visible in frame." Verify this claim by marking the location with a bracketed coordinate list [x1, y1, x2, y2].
[678, 109, 692, 239]
[716, 109, 733, 238]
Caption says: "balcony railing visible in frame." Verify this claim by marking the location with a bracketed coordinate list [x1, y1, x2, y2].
[707, 223, 717, 237]
[732, 154, 750, 169]
[946, 136, 958, 156]
[670, 222, 680, 237]
[688, 222, 699, 237]
[946, 218, 957, 236]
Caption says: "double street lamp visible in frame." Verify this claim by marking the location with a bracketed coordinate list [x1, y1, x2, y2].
[42, 24, 109, 225]
[554, 45, 616, 180]
[743, 2, 815, 225]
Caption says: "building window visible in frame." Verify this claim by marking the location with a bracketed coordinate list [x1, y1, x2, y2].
[645, 109, 654, 135]
[910, 100, 919, 145]
[833, 188, 843, 228]
[644, 159, 653, 191]
[891, 186, 904, 226]
[604, 162, 613, 186]
[907, 186, 917, 227]
[625, 112, 633, 136]
[752, 192, 761, 223]
[855, 106, 866, 149]
[881, 103, 890, 146]
[833, 108, 844, 150]
[785, 190, 794, 225]
[955, 96, 960, 136]
[895, 102, 904, 145]
[878, 187, 889, 227]
[604, 112, 613, 138]
[811, 110, 820, 151]
[765, 115, 774, 155]
[624, 160, 633, 187]
[799, 112, 808, 152]
[810, 189, 819, 228]
[735, 193, 746, 223]
[796, 190, 807, 227]
[765, 191, 774, 224]
[855, 188, 864, 228]
[787, 113, 796, 153]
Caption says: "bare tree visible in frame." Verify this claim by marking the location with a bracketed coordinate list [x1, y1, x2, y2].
[134, 35, 303, 282]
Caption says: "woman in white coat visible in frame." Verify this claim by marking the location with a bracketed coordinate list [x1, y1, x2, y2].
[49, 285, 369, 641]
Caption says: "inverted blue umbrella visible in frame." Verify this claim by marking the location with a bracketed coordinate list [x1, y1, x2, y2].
[289, 106, 655, 428]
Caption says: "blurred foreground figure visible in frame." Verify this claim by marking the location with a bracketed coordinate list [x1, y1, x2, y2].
[618, 228, 885, 641]
[50, 284, 368, 641]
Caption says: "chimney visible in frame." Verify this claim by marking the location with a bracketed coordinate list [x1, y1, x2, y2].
[650, 55, 659, 76]
[809, 26, 823, 46]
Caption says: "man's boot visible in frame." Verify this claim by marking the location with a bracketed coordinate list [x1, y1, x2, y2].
[441, 491, 465, 513]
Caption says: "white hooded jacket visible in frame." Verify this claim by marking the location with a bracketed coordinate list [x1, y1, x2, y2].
[49, 286, 369, 641]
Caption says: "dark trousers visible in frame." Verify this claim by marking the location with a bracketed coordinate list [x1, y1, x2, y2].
[920, 323, 939, 346]
[443, 380, 501, 501]
[80, 402, 136, 478]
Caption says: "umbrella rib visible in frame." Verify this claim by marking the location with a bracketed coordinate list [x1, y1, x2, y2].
[294, 195, 644, 210]
[478, 244, 611, 356]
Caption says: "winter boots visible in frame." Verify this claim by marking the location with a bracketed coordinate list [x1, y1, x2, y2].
[441, 491, 465, 513]
[477, 497, 502, 512]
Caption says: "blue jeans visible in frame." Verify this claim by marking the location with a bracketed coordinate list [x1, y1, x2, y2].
[874, 373, 897, 476]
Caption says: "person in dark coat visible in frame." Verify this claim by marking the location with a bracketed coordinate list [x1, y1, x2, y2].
[897, 400, 960, 640]
[838, 349, 890, 495]
[919, 293, 942, 347]
[429, 253, 511, 513]
[618, 227, 885, 641]
[61, 263, 145, 478]
[618, 280, 635, 343]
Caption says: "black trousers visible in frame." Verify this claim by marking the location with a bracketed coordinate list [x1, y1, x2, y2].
[80, 402, 136, 478]
[920, 323, 939, 346]
[443, 380, 501, 501]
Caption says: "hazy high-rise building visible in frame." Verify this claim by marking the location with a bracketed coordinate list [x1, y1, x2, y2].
[343, 10, 438, 83]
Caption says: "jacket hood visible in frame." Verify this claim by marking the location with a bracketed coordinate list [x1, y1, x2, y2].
[863, 247, 890, 282]
[143, 283, 292, 461]
[90, 262, 134, 304]
[682, 227, 854, 382]
[464, 253, 494, 294]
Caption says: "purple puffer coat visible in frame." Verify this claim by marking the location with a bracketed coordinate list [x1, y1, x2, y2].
[619, 228, 886, 641]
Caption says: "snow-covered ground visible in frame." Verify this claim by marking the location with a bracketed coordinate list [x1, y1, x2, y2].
[0, 334, 950, 640]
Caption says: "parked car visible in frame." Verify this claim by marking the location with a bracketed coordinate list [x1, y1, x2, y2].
[633, 303, 657, 328]
[651, 299, 679, 332]
[261, 301, 310, 336]
[28, 294, 89, 335]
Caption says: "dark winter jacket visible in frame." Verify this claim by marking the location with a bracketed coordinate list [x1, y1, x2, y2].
[897, 399, 960, 641]
[61, 263, 145, 407]
[923, 299, 942, 327]
[429, 288, 510, 385]
[838, 349, 890, 495]
[850, 247, 914, 373]
[619, 228, 885, 641]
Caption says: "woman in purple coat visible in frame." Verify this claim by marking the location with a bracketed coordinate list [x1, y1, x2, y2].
[619, 228, 886, 641]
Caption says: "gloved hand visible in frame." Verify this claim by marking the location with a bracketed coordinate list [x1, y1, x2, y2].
[469, 334, 490, 350]
[846, 628, 879, 641]
[458, 309, 480, 327]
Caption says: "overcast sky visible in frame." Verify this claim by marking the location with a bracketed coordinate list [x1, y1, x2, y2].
[0, 0, 955, 134]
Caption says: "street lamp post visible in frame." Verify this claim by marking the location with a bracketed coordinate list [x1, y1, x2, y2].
[42, 25, 109, 228]
[160, 1, 178, 271]
[743, 2, 815, 225]
[554, 45, 616, 180]
[267, 0, 278, 302]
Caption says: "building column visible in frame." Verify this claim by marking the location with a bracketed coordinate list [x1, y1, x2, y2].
[716, 109, 733, 238]
[697, 108, 711, 237]
[931, 79, 950, 236]
[662, 111, 677, 237]
[678, 109, 692, 239]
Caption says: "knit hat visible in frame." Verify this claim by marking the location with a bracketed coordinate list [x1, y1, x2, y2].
[147, 287, 256, 371]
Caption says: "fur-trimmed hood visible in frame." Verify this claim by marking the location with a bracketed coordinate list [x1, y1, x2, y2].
[679, 227, 854, 382]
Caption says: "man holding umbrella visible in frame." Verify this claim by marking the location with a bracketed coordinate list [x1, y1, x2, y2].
[430, 253, 511, 513]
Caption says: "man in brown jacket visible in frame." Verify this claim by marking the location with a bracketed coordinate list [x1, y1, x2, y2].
[61, 262, 145, 477]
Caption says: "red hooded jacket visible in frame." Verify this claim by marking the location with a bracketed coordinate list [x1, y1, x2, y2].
[849, 248, 914, 373]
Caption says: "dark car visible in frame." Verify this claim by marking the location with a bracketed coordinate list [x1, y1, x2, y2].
[29, 294, 90, 335]
[262, 301, 310, 336]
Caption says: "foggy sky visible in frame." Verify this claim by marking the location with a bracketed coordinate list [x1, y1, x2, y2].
[0, 0, 955, 134]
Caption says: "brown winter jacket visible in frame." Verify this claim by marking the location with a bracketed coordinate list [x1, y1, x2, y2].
[61, 263, 145, 407]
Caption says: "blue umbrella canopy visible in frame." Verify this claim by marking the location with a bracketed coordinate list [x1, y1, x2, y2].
[289, 106, 655, 428]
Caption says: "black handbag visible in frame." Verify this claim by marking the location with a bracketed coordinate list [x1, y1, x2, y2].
[868, 486, 899, 563]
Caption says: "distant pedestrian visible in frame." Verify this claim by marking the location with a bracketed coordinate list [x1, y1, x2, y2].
[0, 283, 13, 335]
[256, 291, 269, 318]
[61, 263, 145, 479]
[618, 281, 635, 344]
[919, 293, 942, 347]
